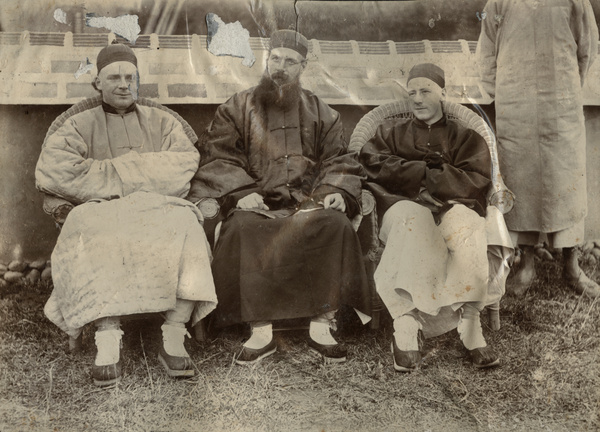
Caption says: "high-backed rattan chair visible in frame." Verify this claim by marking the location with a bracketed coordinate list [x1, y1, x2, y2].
[349, 99, 515, 330]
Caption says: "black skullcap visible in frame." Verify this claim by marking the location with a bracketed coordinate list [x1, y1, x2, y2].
[270, 30, 309, 58]
[96, 43, 137, 73]
[407, 63, 445, 89]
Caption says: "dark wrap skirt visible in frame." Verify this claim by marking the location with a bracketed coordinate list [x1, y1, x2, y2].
[211, 209, 371, 326]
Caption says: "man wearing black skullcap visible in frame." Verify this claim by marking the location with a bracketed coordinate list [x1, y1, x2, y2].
[189, 29, 370, 365]
[359, 63, 500, 371]
[36, 44, 217, 386]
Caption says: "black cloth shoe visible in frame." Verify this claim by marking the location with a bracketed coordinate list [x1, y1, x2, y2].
[92, 361, 122, 387]
[468, 346, 500, 369]
[235, 339, 277, 365]
[391, 339, 421, 372]
[158, 346, 195, 377]
[307, 338, 347, 363]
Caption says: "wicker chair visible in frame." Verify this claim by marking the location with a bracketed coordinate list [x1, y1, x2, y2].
[349, 99, 515, 330]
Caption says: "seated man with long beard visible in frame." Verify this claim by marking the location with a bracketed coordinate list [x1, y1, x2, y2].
[188, 30, 371, 364]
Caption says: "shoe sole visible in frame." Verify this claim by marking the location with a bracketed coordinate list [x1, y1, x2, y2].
[391, 343, 416, 373]
[158, 353, 195, 377]
[93, 376, 121, 387]
[393, 363, 416, 373]
[309, 347, 346, 364]
[235, 346, 277, 365]
[473, 358, 500, 369]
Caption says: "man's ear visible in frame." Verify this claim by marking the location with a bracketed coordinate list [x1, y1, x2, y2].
[93, 76, 102, 92]
[440, 87, 447, 101]
[301, 59, 308, 70]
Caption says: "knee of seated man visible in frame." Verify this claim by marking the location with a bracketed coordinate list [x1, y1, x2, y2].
[445, 204, 483, 224]
[441, 204, 486, 239]
[226, 210, 262, 228]
[320, 207, 350, 222]
[308, 208, 353, 231]
[383, 200, 432, 227]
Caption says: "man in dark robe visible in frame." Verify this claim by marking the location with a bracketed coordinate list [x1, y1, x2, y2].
[359, 64, 502, 371]
[188, 30, 371, 364]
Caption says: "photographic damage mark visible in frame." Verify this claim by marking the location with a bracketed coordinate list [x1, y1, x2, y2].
[53, 8, 68, 25]
[85, 14, 141, 44]
[206, 13, 255, 68]
[74, 58, 93, 79]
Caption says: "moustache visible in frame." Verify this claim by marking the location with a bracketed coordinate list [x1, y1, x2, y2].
[271, 71, 288, 80]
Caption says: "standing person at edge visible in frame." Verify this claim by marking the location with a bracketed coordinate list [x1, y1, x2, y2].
[477, 0, 600, 297]
[359, 64, 501, 371]
[36, 44, 217, 386]
[188, 30, 371, 365]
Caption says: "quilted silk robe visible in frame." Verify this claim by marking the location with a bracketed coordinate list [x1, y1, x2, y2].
[36, 103, 217, 338]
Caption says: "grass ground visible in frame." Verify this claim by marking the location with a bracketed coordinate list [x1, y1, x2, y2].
[0, 256, 598, 432]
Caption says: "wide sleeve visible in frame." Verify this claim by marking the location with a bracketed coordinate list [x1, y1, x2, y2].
[358, 121, 426, 199]
[425, 128, 492, 203]
[35, 113, 199, 204]
[187, 93, 258, 203]
[110, 115, 199, 199]
[310, 100, 365, 217]
[36, 118, 125, 204]
[573, 0, 599, 86]
[476, 0, 500, 98]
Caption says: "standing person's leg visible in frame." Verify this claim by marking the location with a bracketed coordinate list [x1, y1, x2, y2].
[553, 223, 600, 297]
[508, 232, 539, 296]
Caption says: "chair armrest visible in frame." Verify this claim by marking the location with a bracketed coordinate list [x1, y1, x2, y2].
[487, 175, 515, 215]
[355, 190, 384, 261]
[42, 193, 75, 225]
[361, 189, 376, 216]
[193, 198, 220, 219]
[351, 190, 378, 231]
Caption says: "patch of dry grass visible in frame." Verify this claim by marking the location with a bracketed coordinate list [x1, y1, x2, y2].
[0, 257, 598, 432]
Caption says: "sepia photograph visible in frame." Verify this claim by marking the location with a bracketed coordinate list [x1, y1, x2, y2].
[0, 1, 599, 431]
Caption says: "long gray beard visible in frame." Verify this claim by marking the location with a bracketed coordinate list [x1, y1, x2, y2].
[255, 73, 302, 110]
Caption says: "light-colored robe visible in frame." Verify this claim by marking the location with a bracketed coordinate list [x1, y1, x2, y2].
[477, 0, 598, 234]
[36, 104, 217, 338]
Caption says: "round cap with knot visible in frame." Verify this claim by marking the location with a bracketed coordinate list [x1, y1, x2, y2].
[269, 30, 309, 58]
[96, 43, 138, 74]
[407, 63, 445, 89]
